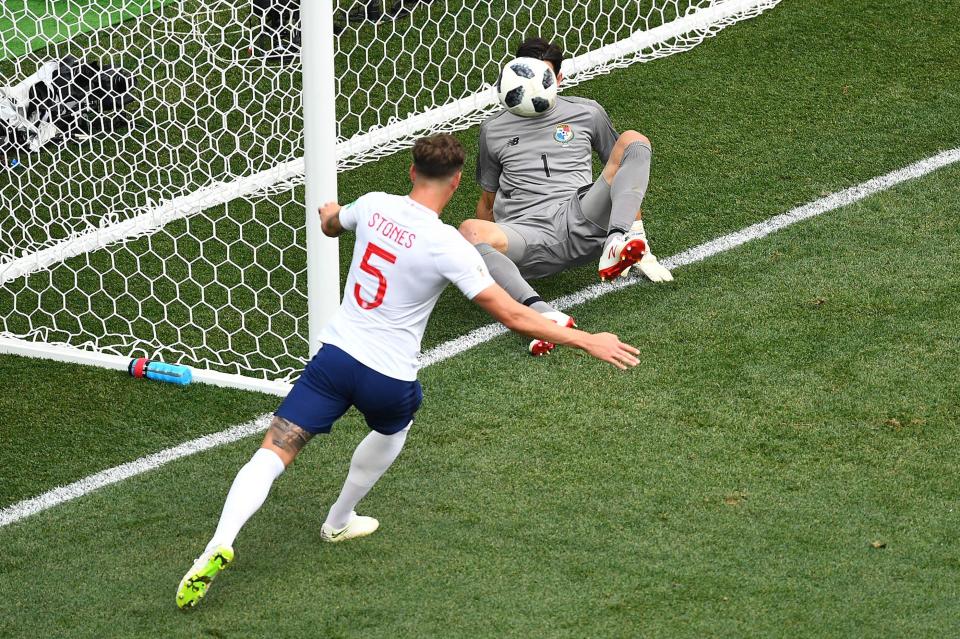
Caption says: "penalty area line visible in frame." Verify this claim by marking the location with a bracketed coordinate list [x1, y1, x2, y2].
[2, 147, 958, 530]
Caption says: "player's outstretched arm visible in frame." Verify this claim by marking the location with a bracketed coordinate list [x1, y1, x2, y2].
[319, 201, 344, 237]
[471, 284, 639, 370]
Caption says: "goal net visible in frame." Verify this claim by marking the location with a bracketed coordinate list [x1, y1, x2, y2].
[0, 0, 781, 393]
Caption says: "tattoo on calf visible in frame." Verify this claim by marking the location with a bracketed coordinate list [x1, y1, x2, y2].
[268, 416, 314, 453]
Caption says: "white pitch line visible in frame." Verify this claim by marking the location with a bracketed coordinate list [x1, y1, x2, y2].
[0, 415, 273, 528]
[421, 147, 960, 363]
[2, 147, 958, 529]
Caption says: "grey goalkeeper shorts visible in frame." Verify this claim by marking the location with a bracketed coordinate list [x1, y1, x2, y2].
[499, 176, 613, 280]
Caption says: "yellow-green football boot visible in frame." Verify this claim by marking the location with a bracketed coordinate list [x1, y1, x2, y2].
[176, 545, 234, 609]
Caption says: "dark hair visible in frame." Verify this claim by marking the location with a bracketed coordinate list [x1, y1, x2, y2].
[516, 37, 565, 75]
[412, 134, 465, 179]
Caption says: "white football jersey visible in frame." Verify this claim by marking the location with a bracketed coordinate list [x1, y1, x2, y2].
[319, 192, 495, 381]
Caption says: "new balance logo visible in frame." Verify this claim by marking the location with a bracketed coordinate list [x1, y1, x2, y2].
[506, 136, 520, 147]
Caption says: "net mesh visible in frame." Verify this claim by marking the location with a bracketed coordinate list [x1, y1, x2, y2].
[0, 0, 781, 383]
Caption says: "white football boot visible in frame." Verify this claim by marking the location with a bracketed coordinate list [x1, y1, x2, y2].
[598, 232, 647, 281]
[607, 219, 674, 282]
[528, 310, 576, 357]
[320, 511, 380, 543]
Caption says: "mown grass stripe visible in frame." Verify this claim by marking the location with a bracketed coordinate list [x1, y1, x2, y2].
[2, 146, 957, 529]
[0, 415, 271, 527]
[421, 147, 960, 364]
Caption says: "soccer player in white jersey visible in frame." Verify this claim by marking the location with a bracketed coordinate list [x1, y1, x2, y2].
[459, 36, 674, 356]
[175, 134, 640, 609]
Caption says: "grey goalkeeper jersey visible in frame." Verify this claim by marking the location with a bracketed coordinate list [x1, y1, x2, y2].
[476, 96, 619, 224]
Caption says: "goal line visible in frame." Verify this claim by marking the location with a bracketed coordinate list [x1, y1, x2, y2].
[2, 146, 958, 529]
[3, 143, 956, 399]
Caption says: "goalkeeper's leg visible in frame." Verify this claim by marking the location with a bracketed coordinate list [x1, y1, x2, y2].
[595, 131, 673, 282]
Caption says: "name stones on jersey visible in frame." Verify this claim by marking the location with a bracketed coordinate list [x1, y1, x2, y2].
[368, 211, 416, 249]
[323, 193, 496, 381]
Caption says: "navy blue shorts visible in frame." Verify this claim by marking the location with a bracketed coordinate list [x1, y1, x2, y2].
[275, 343, 423, 435]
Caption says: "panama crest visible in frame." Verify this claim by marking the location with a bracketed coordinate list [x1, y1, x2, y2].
[554, 123, 574, 144]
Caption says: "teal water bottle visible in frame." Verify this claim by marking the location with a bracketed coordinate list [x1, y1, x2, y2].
[128, 358, 192, 386]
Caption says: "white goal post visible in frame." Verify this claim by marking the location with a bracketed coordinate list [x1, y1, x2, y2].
[0, 0, 782, 395]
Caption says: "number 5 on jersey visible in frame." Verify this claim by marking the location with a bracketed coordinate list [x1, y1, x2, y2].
[354, 242, 397, 310]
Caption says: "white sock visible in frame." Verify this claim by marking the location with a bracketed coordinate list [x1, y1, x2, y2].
[629, 218, 647, 240]
[629, 220, 650, 245]
[604, 231, 624, 251]
[205, 448, 286, 553]
[325, 426, 410, 530]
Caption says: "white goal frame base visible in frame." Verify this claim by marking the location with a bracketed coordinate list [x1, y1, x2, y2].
[1, 0, 783, 396]
[0, 334, 293, 396]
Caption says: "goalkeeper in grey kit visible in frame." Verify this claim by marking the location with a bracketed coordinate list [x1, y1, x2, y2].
[459, 37, 673, 356]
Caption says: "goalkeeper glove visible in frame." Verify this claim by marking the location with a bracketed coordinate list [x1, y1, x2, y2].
[637, 252, 673, 283]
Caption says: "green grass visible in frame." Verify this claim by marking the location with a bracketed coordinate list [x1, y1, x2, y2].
[1, 0, 960, 635]
[1, 158, 959, 638]
[0, 0, 702, 380]
[0, 355, 275, 505]
[0, 0, 170, 58]
[6, 0, 959, 380]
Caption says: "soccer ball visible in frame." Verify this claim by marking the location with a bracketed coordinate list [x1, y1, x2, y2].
[496, 57, 557, 117]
